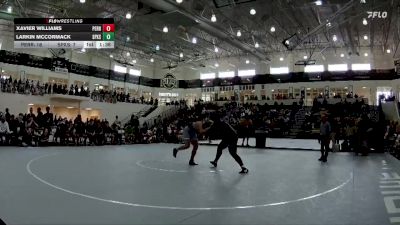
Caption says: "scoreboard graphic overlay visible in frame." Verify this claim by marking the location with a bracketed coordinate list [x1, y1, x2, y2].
[14, 18, 115, 49]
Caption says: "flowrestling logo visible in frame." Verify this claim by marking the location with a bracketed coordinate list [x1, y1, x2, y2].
[367, 11, 388, 19]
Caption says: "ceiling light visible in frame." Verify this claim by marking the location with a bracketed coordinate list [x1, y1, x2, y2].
[214, 46, 219, 53]
[176, 0, 183, 3]
[150, 58, 154, 62]
[250, 8, 256, 15]
[211, 14, 217, 22]
[156, 45, 160, 51]
[67, 106, 74, 109]
[285, 40, 290, 45]
[7, 6, 12, 13]
[387, 49, 391, 54]
[215, 63, 219, 67]
[332, 35, 337, 42]
[126, 36, 130, 41]
[340, 53, 345, 58]
[85, 108, 92, 111]
[237, 30, 242, 37]
[280, 57, 284, 61]
[132, 59, 137, 64]
[109, 54, 113, 58]
[315, 0, 322, 5]
[163, 26, 168, 33]
[363, 18, 368, 25]
[179, 52, 183, 58]
[304, 55, 308, 59]
[126, 12, 132, 19]
[246, 59, 250, 64]
[28, 103, 34, 106]
[126, 52, 130, 56]
[364, 53, 368, 57]
[80, 0, 85, 3]
[270, 26, 275, 32]
[326, 22, 331, 27]
[192, 37, 197, 44]
[255, 42, 259, 48]
[362, 87, 367, 89]
[363, 35, 368, 40]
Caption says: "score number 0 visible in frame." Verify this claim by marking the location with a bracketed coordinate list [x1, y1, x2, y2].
[102, 24, 115, 32]
[102, 24, 115, 41]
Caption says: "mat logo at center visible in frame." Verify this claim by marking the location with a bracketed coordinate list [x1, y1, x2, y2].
[161, 73, 177, 90]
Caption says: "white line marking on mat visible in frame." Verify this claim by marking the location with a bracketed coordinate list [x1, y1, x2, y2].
[136, 160, 224, 173]
[27, 153, 353, 211]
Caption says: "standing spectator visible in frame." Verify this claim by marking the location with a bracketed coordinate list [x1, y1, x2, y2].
[330, 117, 340, 150]
[5, 108, 10, 122]
[113, 116, 121, 129]
[319, 115, 331, 162]
[357, 115, 372, 156]
[239, 115, 253, 146]
[36, 107, 44, 127]
[74, 115, 85, 145]
[43, 106, 53, 128]
[0, 116, 11, 145]
[28, 107, 36, 120]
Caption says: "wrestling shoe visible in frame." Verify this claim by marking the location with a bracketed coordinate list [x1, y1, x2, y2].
[210, 161, 217, 167]
[189, 161, 198, 166]
[239, 167, 249, 174]
[173, 148, 178, 158]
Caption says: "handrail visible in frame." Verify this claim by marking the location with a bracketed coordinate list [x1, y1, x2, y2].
[142, 105, 180, 128]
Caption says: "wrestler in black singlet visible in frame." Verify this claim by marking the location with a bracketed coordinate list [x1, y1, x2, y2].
[208, 120, 248, 174]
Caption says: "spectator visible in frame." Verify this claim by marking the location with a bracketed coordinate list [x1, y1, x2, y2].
[36, 107, 44, 127]
[319, 115, 331, 162]
[43, 106, 53, 128]
[5, 108, 10, 122]
[0, 116, 11, 145]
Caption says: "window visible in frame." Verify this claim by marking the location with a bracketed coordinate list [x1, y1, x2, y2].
[270, 67, 289, 74]
[328, 64, 348, 72]
[238, 69, 256, 77]
[305, 65, 324, 73]
[352, 63, 371, 71]
[129, 68, 141, 76]
[218, 71, 235, 78]
[200, 73, 216, 80]
[114, 64, 127, 73]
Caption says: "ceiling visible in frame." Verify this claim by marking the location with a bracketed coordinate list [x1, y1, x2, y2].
[0, 0, 398, 69]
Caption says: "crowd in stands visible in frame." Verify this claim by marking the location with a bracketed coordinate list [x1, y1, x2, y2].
[305, 97, 384, 154]
[0, 77, 157, 105]
[0, 93, 386, 153]
[152, 100, 300, 145]
[0, 77, 78, 96]
[0, 107, 127, 147]
[0, 103, 185, 147]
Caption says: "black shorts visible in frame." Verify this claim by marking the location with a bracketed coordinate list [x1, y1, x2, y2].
[219, 137, 238, 152]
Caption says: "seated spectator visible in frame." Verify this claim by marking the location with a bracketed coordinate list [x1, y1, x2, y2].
[39, 128, 50, 146]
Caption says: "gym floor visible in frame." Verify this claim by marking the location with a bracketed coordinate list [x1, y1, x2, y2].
[0, 144, 397, 225]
